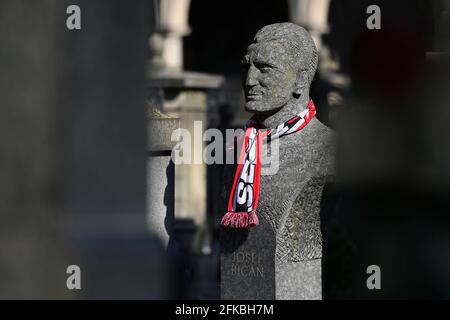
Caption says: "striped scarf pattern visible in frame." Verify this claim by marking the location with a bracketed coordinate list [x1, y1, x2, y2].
[221, 100, 317, 229]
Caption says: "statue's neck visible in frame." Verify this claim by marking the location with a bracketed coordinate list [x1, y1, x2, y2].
[255, 95, 310, 129]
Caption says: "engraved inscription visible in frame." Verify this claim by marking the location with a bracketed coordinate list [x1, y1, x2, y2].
[228, 252, 265, 278]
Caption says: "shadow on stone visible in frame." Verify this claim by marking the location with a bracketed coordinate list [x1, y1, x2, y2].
[220, 228, 249, 254]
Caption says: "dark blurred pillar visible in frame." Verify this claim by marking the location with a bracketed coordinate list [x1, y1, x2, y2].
[0, 0, 71, 299]
[65, 0, 176, 299]
[323, 4, 450, 299]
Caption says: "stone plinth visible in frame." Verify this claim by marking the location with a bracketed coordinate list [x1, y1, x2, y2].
[147, 70, 223, 226]
[147, 115, 180, 249]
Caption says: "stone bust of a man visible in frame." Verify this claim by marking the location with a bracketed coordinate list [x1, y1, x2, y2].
[242, 23, 318, 129]
[221, 23, 335, 300]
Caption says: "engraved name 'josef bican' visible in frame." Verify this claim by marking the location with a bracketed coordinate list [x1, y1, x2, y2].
[228, 252, 265, 278]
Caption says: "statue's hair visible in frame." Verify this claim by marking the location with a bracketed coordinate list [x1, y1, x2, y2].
[253, 23, 318, 86]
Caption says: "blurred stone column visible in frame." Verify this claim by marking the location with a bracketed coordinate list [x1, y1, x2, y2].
[288, 0, 349, 125]
[146, 73, 223, 226]
[288, 0, 345, 78]
[147, 0, 223, 228]
[288, 0, 330, 50]
[152, 0, 192, 70]
[66, 0, 175, 299]
[432, 0, 450, 52]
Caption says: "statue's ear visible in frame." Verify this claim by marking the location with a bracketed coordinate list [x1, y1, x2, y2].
[293, 70, 308, 98]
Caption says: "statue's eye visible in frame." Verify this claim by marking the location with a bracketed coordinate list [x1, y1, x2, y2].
[254, 62, 273, 73]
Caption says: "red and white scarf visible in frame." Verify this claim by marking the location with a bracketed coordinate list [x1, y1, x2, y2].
[221, 100, 317, 229]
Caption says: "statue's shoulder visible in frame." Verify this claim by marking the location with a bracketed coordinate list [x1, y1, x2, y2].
[307, 118, 336, 176]
[310, 118, 335, 149]
[276, 118, 336, 262]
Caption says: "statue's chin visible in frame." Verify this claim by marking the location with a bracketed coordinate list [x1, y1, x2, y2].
[244, 101, 259, 113]
[245, 101, 271, 114]
[245, 101, 282, 116]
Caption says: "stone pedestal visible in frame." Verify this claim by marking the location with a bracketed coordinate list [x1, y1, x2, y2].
[221, 191, 324, 300]
[147, 115, 179, 249]
[221, 212, 323, 299]
[221, 217, 276, 299]
[147, 70, 223, 226]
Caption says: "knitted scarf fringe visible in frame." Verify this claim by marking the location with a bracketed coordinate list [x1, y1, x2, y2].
[221, 211, 259, 228]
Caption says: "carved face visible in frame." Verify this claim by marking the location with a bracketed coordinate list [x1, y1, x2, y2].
[242, 41, 300, 114]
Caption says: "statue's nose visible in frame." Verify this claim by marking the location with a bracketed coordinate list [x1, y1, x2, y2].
[245, 65, 258, 87]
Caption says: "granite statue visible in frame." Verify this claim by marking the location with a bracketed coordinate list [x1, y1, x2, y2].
[220, 23, 335, 300]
